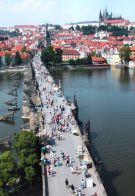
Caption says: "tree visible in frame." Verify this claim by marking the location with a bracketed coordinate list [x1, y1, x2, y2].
[129, 26, 135, 34]
[91, 51, 96, 56]
[0, 30, 22, 38]
[13, 131, 40, 183]
[14, 51, 22, 66]
[55, 48, 63, 64]
[5, 54, 12, 66]
[54, 25, 61, 30]
[41, 46, 56, 66]
[119, 46, 130, 63]
[68, 59, 76, 65]
[37, 40, 44, 49]
[21, 46, 27, 53]
[25, 166, 35, 182]
[0, 151, 19, 195]
[108, 26, 128, 36]
[81, 25, 96, 35]
[85, 54, 93, 65]
[68, 55, 93, 66]
[76, 25, 81, 31]
[0, 56, 2, 67]
[98, 25, 107, 31]
[27, 49, 36, 58]
[13, 131, 39, 152]
[69, 26, 75, 31]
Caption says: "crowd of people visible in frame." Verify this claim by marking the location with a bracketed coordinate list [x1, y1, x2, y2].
[32, 53, 96, 196]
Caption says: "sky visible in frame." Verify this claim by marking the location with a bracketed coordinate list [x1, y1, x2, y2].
[0, 0, 135, 26]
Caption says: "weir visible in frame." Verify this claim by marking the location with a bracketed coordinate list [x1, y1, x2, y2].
[5, 98, 17, 106]
[0, 112, 14, 121]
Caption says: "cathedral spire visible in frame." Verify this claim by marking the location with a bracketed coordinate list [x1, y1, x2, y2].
[99, 10, 103, 22]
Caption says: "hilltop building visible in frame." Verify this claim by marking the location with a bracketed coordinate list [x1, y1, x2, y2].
[63, 7, 129, 29]
[99, 7, 122, 22]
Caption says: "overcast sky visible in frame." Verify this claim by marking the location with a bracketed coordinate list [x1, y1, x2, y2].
[0, 0, 135, 26]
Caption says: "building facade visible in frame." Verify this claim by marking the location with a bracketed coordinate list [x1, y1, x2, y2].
[62, 49, 80, 61]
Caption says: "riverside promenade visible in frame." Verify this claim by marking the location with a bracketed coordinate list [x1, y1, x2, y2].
[32, 54, 107, 196]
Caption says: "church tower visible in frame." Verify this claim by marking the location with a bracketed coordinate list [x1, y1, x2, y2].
[103, 7, 109, 21]
[99, 10, 103, 22]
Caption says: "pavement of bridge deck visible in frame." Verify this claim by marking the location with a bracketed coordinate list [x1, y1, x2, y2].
[33, 55, 107, 196]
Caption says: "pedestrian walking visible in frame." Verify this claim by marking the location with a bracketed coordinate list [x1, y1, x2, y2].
[66, 159, 70, 166]
[48, 165, 51, 175]
[78, 188, 82, 196]
[70, 184, 75, 193]
[65, 178, 69, 187]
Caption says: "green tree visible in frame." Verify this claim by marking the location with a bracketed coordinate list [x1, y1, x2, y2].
[68, 59, 76, 65]
[68, 55, 93, 66]
[0, 56, 2, 67]
[13, 131, 40, 183]
[85, 54, 93, 65]
[21, 46, 27, 53]
[55, 48, 63, 64]
[25, 166, 35, 182]
[98, 25, 107, 31]
[41, 46, 55, 66]
[27, 50, 36, 58]
[119, 46, 130, 63]
[69, 26, 75, 31]
[14, 51, 22, 66]
[0, 30, 22, 38]
[81, 25, 96, 35]
[37, 40, 44, 49]
[13, 131, 39, 152]
[129, 26, 135, 34]
[54, 25, 61, 30]
[91, 51, 96, 56]
[5, 54, 12, 66]
[108, 26, 128, 36]
[0, 151, 18, 195]
[76, 25, 81, 31]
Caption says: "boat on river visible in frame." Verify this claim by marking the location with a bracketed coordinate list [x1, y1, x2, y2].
[8, 105, 20, 111]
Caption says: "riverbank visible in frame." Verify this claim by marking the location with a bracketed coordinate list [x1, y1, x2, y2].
[0, 66, 26, 73]
[48, 64, 110, 71]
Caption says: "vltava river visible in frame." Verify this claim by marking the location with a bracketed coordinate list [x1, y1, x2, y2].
[0, 72, 23, 138]
[51, 67, 135, 196]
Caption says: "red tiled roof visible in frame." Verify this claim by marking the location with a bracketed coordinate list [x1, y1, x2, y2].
[130, 46, 135, 51]
[63, 49, 80, 55]
[14, 25, 37, 29]
[55, 33, 74, 38]
[20, 52, 30, 59]
[92, 56, 106, 62]
[105, 19, 129, 24]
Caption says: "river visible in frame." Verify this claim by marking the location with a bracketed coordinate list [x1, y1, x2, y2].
[0, 72, 23, 138]
[0, 67, 135, 196]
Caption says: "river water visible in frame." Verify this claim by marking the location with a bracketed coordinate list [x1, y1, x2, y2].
[0, 68, 135, 196]
[0, 72, 23, 138]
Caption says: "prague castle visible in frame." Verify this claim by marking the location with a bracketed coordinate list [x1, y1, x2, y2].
[63, 7, 130, 29]
[99, 7, 122, 22]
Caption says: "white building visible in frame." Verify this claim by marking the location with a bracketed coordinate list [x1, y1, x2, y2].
[63, 21, 99, 29]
